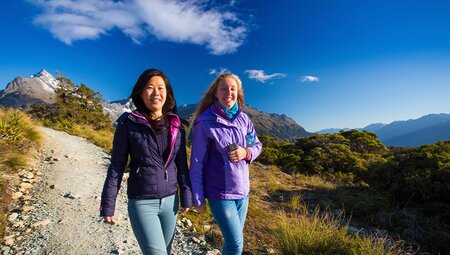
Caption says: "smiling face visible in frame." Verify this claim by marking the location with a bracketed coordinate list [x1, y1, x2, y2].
[140, 76, 167, 117]
[215, 77, 238, 109]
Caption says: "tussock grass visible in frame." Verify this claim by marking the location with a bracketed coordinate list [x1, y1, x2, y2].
[0, 106, 42, 239]
[72, 124, 113, 150]
[271, 208, 404, 255]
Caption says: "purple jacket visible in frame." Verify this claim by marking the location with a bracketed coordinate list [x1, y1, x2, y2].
[100, 111, 192, 216]
[189, 105, 262, 206]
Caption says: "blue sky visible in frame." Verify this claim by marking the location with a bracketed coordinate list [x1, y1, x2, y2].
[1, 0, 450, 132]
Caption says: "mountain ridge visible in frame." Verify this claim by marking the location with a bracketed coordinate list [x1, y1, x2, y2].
[0, 70, 312, 140]
[317, 113, 450, 147]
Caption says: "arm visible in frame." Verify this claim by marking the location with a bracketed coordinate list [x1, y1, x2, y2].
[175, 127, 192, 211]
[245, 118, 262, 162]
[100, 120, 129, 220]
[189, 122, 209, 207]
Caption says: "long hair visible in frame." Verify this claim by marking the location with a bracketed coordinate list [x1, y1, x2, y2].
[194, 73, 244, 120]
[130, 68, 176, 119]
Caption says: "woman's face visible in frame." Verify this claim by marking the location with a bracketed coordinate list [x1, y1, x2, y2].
[140, 76, 167, 115]
[215, 77, 238, 109]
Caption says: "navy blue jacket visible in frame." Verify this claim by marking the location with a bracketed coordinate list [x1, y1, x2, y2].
[100, 111, 192, 216]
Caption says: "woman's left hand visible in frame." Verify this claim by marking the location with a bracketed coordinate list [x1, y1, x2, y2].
[228, 146, 247, 163]
[179, 207, 189, 214]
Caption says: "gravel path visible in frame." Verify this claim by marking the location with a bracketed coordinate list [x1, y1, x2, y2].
[2, 127, 217, 255]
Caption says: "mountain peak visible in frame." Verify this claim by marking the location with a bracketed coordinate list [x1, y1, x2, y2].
[0, 70, 60, 108]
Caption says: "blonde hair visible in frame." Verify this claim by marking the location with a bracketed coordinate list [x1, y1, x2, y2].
[194, 73, 245, 120]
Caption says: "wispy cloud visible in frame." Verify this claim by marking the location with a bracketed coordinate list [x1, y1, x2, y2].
[28, 0, 248, 55]
[300, 75, 319, 83]
[209, 67, 230, 75]
[245, 70, 287, 83]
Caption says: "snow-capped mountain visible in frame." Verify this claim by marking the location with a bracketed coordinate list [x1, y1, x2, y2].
[0, 70, 60, 108]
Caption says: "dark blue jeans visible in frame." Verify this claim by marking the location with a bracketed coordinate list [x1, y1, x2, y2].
[128, 195, 178, 255]
[209, 197, 249, 255]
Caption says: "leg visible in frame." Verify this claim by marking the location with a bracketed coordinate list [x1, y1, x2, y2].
[158, 194, 178, 254]
[128, 199, 168, 255]
[236, 197, 249, 231]
[209, 198, 248, 255]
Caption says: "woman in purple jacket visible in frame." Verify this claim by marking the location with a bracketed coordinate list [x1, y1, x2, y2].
[100, 68, 192, 255]
[190, 73, 262, 255]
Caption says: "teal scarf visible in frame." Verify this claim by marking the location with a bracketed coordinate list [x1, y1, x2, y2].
[216, 102, 239, 119]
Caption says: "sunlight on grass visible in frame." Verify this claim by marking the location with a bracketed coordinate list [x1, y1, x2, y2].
[271, 208, 404, 255]
[71, 124, 113, 150]
[0, 107, 42, 241]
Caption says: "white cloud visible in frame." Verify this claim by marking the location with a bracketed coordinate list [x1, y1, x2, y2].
[300, 75, 319, 83]
[245, 70, 287, 83]
[28, 0, 247, 55]
[209, 67, 230, 75]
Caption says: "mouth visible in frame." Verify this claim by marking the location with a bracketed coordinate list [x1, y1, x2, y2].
[150, 98, 162, 103]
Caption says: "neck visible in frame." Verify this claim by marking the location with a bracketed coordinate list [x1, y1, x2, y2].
[148, 111, 163, 120]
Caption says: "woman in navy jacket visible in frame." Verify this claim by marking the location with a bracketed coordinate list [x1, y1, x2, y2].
[100, 68, 192, 255]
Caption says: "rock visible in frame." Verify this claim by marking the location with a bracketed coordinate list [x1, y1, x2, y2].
[1, 246, 11, 255]
[58, 218, 68, 224]
[192, 237, 201, 243]
[265, 247, 276, 254]
[22, 195, 32, 200]
[203, 225, 211, 232]
[31, 219, 51, 228]
[11, 192, 22, 200]
[20, 183, 33, 190]
[22, 205, 35, 212]
[62, 193, 80, 199]
[4, 236, 14, 246]
[205, 249, 221, 255]
[7, 213, 19, 222]
[12, 221, 25, 228]
[25, 173, 35, 179]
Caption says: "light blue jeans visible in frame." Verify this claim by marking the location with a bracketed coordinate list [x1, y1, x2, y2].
[208, 197, 249, 255]
[128, 195, 178, 255]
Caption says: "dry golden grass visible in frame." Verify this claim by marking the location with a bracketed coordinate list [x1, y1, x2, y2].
[271, 208, 404, 255]
[0, 106, 42, 239]
[71, 124, 114, 150]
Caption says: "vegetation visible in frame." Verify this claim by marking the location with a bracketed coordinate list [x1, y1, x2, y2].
[272, 209, 403, 255]
[0, 106, 41, 239]
[3, 72, 447, 254]
[28, 74, 114, 150]
[254, 131, 450, 254]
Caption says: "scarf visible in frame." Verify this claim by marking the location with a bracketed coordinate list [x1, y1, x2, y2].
[214, 102, 239, 120]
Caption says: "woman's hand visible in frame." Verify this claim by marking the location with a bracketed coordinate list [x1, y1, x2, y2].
[179, 207, 190, 214]
[104, 216, 115, 224]
[228, 146, 247, 163]
[194, 204, 206, 214]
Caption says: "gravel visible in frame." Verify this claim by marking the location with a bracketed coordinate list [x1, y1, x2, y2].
[2, 127, 216, 255]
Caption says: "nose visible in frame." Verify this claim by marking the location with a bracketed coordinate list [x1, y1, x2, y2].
[152, 88, 160, 96]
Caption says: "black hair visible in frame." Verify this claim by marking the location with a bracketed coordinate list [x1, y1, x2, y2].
[130, 68, 189, 126]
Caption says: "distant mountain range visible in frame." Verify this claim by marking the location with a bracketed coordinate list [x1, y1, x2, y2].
[177, 104, 312, 140]
[317, 114, 450, 147]
[0, 70, 312, 141]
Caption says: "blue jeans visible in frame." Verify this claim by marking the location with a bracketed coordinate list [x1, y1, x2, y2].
[128, 195, 178, 255]
[208, 197, 249, 255]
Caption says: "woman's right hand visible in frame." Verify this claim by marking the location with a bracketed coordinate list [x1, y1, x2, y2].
[104, 216, 115, 224]
[194, 204, 206, 214]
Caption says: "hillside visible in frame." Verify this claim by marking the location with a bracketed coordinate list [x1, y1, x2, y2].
[178, 103, 312, 140]
[318, 114, 450, 147]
